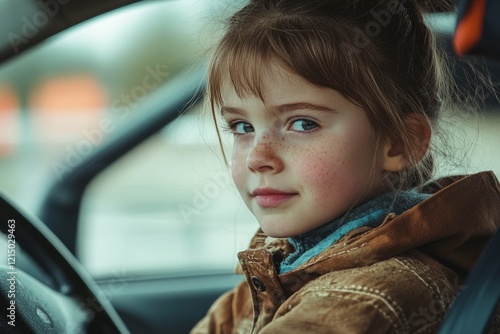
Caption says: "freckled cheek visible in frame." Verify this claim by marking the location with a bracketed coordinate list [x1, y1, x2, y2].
[293, 143, 364, 201]
[295, 154, 341, 196]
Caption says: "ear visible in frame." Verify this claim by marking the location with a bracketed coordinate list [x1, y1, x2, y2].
[382, 114, 431, 173]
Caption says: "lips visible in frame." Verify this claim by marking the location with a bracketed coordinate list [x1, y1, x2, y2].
[252, 188, 297, 208]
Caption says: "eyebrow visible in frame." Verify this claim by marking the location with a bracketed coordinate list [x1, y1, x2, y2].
[221, 102, 336, 117]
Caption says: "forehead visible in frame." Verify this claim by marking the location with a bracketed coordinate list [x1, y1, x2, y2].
[219, 63, 329, 105]
[217, 60, 288, 100]
[220, 64, 297, 101]
[220, 68, 356, 119]
[209, 46, 299, 108]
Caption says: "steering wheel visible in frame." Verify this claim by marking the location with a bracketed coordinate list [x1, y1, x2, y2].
[0, 194, 129, 333]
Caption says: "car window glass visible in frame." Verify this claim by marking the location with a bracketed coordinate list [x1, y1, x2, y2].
[0, 0, 229, 211]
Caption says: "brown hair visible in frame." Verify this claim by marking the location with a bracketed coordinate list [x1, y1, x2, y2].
[207, 0, 456, 189]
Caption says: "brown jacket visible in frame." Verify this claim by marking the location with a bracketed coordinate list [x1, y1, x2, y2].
[192, 172, 500, 334]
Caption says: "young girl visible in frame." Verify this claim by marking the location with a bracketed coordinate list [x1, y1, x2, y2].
[193, 0, 500, 333]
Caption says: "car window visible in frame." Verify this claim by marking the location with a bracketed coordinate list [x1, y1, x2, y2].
[0, 0, 226, 210]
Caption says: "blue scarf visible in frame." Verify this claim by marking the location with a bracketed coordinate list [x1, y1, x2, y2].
[279, 191, 431, 274]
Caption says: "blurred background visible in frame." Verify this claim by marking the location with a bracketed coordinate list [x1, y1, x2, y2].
[0, 1, 499, 278]
[0, 1, 258, 277]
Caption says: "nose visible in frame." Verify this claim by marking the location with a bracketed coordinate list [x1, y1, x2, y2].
[246, 134, 284, 174]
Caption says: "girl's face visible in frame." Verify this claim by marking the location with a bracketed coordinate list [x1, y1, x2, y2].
[221, 66, 390, 238]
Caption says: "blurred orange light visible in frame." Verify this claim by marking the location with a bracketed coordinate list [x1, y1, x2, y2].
[29, 74, 108, 143]
[0, 84, 20, 155]
[30, 74, 107, 112]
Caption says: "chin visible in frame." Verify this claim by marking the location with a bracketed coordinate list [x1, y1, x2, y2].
[260, 223, 303, 239]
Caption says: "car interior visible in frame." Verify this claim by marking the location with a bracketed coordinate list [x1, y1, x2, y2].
[0, 0, 499, 333]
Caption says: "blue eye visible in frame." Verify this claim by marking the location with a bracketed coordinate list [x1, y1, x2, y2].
[233, 122, 254, 134]
[290, 119, 318, 132]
